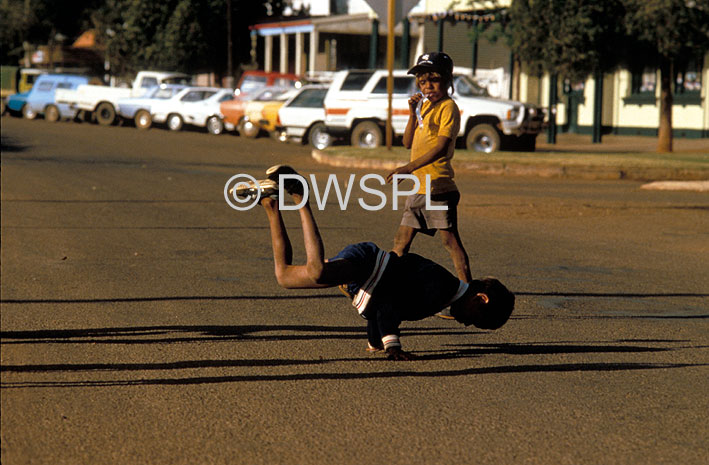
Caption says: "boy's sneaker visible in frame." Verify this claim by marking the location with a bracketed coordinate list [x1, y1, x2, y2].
[435, 309, 455, 320]
[266, 165, 305, 196]
[229, 178, 279, 203]
[366, 342, 384, 353]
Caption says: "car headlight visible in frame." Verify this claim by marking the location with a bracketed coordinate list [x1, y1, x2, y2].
[506, 107, 520, 120]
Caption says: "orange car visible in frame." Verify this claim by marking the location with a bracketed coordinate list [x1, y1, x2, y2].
[220, 87, 296, 138]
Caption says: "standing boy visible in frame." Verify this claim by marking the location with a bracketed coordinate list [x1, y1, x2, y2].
[386, 52, 472, 283]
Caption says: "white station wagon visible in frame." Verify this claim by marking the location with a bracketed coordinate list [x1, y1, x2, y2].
[150, 86, 235, 134]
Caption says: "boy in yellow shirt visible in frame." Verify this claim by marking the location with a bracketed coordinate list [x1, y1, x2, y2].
[386, 52, 472, 284]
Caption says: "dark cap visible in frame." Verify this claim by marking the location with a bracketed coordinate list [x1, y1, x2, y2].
[407, 52, 454, 77]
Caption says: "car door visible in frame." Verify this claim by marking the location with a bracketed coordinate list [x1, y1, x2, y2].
[369, 75, 416, 133]
[28, 77, 56, 113]
[179, 89, 216, 125]
[278, 88, 327, 136]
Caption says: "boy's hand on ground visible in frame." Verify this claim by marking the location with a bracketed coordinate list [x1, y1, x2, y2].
[385, 347, 417, 361]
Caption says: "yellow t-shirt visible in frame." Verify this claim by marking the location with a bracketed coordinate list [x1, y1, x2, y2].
[411, 97, 461, 195]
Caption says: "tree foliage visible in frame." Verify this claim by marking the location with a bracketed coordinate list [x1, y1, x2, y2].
[0, 0, 103, 64]
[502, 0, 709, 152]
[507, 0, 626, 80]
[1, 0, 289, 77]
[622, 0, 709, 152]
[93, 0, 284, 76]
[623, 0, 709, 69]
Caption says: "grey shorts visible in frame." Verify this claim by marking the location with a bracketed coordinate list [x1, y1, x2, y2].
[400, 191, 460, 236]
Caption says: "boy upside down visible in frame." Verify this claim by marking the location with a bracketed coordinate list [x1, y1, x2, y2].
[234, 165, 515, 361]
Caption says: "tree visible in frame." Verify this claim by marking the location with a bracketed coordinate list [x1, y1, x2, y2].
[0, 0, 103, 65]
[504, 0, 709, 152]
[507, 0, 626, 80]
[623, 0, 709, 152]
[92, 0, 289, 80]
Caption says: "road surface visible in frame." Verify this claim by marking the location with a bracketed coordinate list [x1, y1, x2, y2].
[1, 116, 708, 464]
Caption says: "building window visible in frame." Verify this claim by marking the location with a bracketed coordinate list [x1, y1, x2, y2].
[624, 67, 657, 105]
[632, 68, 656, 95]
[674, 57, 702, 105]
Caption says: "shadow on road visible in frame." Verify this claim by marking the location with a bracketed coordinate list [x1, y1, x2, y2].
[1, 361, 703, 389]
[2, 324, 704, 389]
[0, 135, 28, 153]
[2, 291, 707, 305]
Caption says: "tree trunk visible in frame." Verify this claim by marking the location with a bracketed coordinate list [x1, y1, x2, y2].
[657, 58, 673, 153]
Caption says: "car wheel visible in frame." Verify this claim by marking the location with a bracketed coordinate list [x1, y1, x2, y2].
[308, 122, 333, 150]
[465, 124, 502, 153]
[45, 105, 60, 122]
[207, 116, 224, 135]
[22, 104, 37, 120]
[240, 119, 260, 138]
[95, 102, 116, 126]
[167, 114, 183, 131]
[135, 110, 152, 130]
[350, 121, 382, 148]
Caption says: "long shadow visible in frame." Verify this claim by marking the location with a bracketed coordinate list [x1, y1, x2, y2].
[1, 323, 702, 388]
[517, 291, 708, 298]
[2, 362, 703, 389]
[2, 291, 706, 305]
[0, 342, 676, 373]
[0, 294, 346, 305]
[0, 324, 473, 345]
[0, 135, 29, 153]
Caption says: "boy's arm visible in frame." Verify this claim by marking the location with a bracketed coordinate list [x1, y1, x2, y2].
[402, 112, 418, 149]
[386, 136, 452, 182]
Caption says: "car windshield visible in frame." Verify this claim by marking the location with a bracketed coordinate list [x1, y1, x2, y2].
[288, 88, 327, 108]
[372, 76, 416, 94]
[240, 76, 268, 93]
[255, 88, 288, 101]
[454, 75, 489, 97]
[152, 87, 178, 99]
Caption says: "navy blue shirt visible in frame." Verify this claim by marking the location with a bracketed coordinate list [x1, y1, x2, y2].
[329, 242, 463, 348]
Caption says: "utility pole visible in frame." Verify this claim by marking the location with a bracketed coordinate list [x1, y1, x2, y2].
[386, 0, 395, 150]
[226, 0, 234, 88]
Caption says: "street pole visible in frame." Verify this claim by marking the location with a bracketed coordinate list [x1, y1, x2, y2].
[226, 0, 234, 88]
[386, 0, 395, 150]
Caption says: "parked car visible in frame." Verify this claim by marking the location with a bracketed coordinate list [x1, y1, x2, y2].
[247, 88, 300, 138]
[149, 86, 234, 133]
[322, 69, 544, 152]
[5, 73, 89, 121]
[276, 84, 333, 149]
[235, 70, 303, 98]
[1, 67, 46, 114]
[54, 70, 192, 126]
[220, 86, 292, 137]
[116, 84, 188, 129]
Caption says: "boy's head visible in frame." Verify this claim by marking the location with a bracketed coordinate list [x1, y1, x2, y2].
[408, 52, 455, 99]
[408, 51, 454, 78]
[450, 278, 515, 330]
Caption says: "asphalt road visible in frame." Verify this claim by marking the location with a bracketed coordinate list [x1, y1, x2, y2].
[1, 116, 708, 465]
